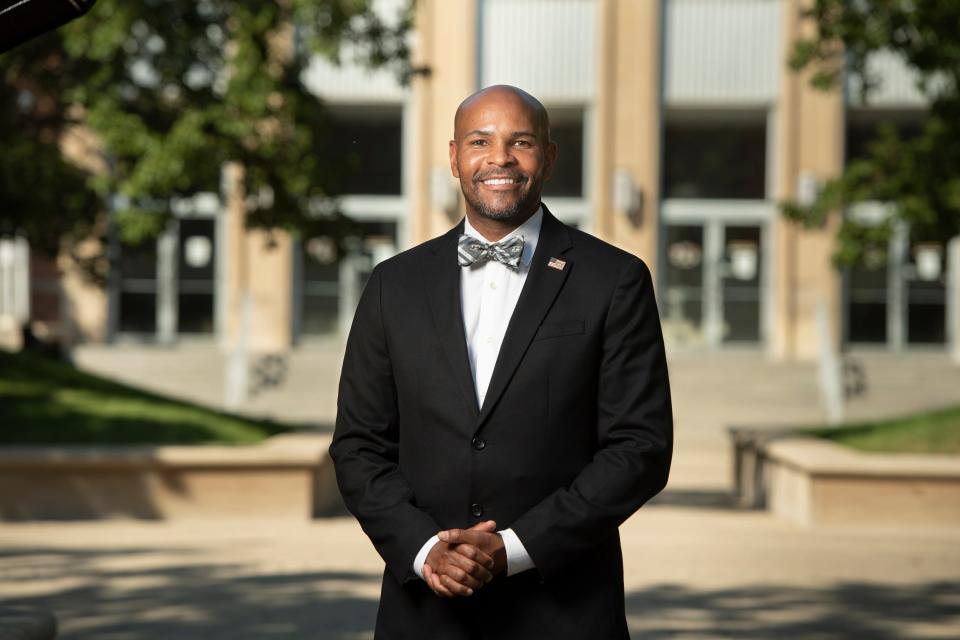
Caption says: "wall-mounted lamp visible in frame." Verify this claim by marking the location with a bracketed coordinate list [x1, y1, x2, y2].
[431, 166, 460, 219]
[728, 241, 758, 281]
[613, 169, 643, 225]
[796, 170, 821, 208]
[914, 243, 943, 282]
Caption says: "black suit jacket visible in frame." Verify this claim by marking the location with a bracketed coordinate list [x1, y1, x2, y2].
[330, 206, 673, 639]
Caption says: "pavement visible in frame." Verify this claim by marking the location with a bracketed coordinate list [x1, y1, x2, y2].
[1, 342, 959, 638]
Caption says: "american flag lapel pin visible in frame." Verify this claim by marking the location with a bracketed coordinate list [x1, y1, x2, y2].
[547, 257, 566, 271]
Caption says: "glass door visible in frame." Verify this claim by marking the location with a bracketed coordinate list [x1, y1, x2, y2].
[662, 220, 765, 347]
[906, 241, 947, 344]
[663, 225, 705, 345]
[721, 225, 763, 343]
[177, 219, 216, 334]
[844, 233, 947, 348]
[117, 238, 158, 334]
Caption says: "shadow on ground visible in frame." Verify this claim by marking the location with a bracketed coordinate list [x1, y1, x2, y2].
[626, 581, 960, 639]
[0, 546, 380, 640]
[647, 489, 735, 510]
[3, 545, 958, 639]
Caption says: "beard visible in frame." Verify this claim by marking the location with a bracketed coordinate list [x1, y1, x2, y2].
[461, 170, 542, 222]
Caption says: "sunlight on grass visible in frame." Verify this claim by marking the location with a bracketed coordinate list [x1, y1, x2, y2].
[809, 406, 960, 454]
[0, 350, 291, 445]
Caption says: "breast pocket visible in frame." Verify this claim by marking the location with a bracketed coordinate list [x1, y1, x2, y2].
[533, 319, 585, 342]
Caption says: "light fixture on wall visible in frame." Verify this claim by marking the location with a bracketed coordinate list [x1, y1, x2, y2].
[727, 241, 758, 281]
[914, 243, 943, 282]
[613, 169, 643, 225]
[184, 236, 212, 269]
[431, 166, 459, 219]
[796, 170, 821, 208]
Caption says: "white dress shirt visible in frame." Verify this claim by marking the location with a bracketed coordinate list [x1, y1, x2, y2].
[412, 207, 543, 581]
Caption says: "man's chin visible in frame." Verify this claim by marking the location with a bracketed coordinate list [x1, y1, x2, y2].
[471, 195, 538, 222]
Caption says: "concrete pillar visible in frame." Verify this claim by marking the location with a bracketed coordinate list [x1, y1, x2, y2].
[598, 0, 662, 276]
[770, 0, 844, 361]
[245, 229, 293, 351]
[410, 0, 478, 245]
[58, 237, 108, 344]
[156, 222, 178, 345]
[220, 162, 293, 352]
[948, 236, 960, 364]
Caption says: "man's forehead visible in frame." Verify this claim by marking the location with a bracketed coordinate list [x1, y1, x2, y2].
[454, 88, 546, 138]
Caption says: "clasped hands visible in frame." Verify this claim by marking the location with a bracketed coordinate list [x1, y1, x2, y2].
[423, 520, 507, 598]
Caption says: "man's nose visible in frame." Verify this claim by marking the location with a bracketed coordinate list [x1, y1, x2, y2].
[486, 141, 516, 166]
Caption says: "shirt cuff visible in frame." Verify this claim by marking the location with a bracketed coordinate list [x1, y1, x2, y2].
[413, 535, 440, 580]
[499, 528, 536, 576]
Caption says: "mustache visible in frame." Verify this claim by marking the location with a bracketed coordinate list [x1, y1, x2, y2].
[473, 170, 527, 183]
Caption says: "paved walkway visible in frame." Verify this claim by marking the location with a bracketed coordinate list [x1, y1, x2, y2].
[1, 343, 958, 638]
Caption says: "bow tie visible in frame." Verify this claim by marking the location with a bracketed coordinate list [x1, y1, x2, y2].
[458, 234, 525, 271]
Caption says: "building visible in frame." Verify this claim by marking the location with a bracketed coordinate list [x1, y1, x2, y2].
[3, 0, 958, 361]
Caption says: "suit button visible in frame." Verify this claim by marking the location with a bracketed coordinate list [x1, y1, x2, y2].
[470, 503, 484, 517]
[471, 436, 486, 450]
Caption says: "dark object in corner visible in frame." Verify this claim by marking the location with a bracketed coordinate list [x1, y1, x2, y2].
[0, 0, 98, 54]
[0, 605, 58, 639]
[21, 322, 67, 362]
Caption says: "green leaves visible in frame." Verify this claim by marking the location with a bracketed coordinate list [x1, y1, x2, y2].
[783, 0, 960, 268]
[1, 0, 413, 255]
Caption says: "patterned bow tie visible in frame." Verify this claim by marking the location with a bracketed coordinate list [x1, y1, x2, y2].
[457, 234, 525, 271]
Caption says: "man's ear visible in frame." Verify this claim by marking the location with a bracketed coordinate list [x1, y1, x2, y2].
[543, 140, 558, 181]
[449, 139, 460, 178]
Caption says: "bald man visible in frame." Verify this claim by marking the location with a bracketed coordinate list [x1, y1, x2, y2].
[330, 85, 673, 639]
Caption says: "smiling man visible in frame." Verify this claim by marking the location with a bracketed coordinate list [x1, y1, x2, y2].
[330, 85, 673, 639]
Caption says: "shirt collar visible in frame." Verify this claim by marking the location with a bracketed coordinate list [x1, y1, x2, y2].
[462, 205, 543, 268]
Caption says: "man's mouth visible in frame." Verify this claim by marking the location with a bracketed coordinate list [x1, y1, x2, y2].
[476, 174, 526, 190]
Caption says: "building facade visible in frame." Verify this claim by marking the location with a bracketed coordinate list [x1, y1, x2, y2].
[7, 0, 958, 361]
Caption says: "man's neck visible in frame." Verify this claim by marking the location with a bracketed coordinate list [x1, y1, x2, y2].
[464, 206, 540, 242]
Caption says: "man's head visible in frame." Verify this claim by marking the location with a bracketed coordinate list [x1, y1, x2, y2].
[449, 85, 557, 227]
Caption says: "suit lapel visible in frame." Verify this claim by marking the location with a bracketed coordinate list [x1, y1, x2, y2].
[476, 208, 573, 429]
[423, 223, 481, 419]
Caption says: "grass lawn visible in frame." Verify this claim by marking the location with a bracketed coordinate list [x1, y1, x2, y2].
[807, 405, 960, 454]
[0, 349, 293, 445]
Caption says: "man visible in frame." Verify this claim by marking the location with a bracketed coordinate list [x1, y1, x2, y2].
[330, 85, 672, 639]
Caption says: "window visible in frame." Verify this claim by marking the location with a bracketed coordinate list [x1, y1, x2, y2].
[846, 263, 888, 344]
[845, 109, 924, 164]
[543, 108, 584, 199]
[299, 221, 397, 336]
[663, 110, 767, 200]
[117, 238, 158, 334]
[177, 219, 216, 334]
[322, 105, 403, 196]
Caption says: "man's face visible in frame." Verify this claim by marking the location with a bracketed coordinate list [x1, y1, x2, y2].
[449, 92, 557, 223]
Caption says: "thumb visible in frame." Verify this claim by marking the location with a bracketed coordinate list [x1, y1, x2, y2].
[438, 528, 460, 542]
[469, 520, 497, 532]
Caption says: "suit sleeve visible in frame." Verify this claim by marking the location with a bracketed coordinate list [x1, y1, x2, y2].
[329, 265, 440, 585]
[510, 257, 673, 582]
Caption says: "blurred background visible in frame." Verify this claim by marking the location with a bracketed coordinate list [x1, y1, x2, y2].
[1, 0, 958, 638]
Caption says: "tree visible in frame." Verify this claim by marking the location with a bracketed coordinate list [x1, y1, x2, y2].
[0, 0, 413, 268]
[783, 0, 960, 267]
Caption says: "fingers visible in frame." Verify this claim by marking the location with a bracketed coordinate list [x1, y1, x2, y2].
[440, 572, 475, 597]
[439, 556, 484, 591]
[449, 550, 493, 583]
[424, 544, 493, 599]
[450, 542, 495, 572]
[423, 563, 455, 598]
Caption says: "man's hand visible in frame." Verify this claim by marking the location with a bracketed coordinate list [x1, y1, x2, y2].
[423, 520, 498, 598]
[439, 524, 508, 578]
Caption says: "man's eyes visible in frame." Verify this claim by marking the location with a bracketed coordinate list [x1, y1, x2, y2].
[467, 139, 533, 147]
